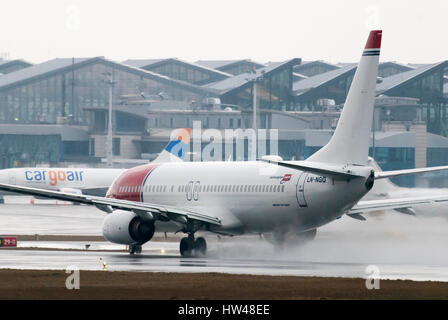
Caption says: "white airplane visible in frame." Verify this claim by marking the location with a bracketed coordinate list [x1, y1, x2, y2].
[0, 167, 125, 197]
[3, 30, 448, 257]
[0, 128, 190, 197]
[364, 157, 448, 217]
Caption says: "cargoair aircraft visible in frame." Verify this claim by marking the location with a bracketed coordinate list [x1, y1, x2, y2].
[3, 30, 448, 257]
[0, 129, 189, 196]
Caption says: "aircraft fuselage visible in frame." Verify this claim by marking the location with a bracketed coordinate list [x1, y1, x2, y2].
[106, 161, 372, 234]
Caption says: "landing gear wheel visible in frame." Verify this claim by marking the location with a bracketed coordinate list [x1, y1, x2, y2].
[180, 236, 207, 257]
[129, 244, 142, 255]
[180, 237, 194, 257]
[194, 237, 207, 257]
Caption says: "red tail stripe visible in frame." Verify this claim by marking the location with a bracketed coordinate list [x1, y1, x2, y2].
[365, 30, 382, 49]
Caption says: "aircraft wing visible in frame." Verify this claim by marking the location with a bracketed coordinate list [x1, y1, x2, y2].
[0, 183, 221, 227]
[348, 195, 448, 218]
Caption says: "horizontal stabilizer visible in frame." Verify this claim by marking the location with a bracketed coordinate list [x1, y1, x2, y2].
[258, 158, 366, 179]
[349, 195, 448, 215]
[375, 165, 448, 180]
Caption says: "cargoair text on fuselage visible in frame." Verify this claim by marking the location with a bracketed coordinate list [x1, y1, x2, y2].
[0, 167, 125, 194]
[0, 167, 122, 189]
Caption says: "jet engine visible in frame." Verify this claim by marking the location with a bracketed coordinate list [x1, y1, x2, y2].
[102, 210, 155, 245]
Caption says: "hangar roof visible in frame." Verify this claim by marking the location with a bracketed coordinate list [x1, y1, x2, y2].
[204, 58, 301, 94]
[195, 59, 265, 71]
[123, 58, 232, 77]
[293, 64, 357, 95]
[0, 57, 216, 96]
[376, 61, 448, 95]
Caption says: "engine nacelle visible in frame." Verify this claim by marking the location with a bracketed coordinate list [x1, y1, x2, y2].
[102, 210, 155, 245]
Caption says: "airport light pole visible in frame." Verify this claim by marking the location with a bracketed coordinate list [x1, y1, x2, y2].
[102, 71, 115, 167]
[247, 69, 261, 158]
[253, 79, 257, 134]
[251, 69, 265, 159]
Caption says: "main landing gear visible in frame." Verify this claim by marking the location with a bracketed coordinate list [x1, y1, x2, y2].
[179, 233, 207, 258]
[129, 244, 142, 255]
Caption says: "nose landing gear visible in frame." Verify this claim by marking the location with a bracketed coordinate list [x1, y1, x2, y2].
[128, 244, 142, 255]
[179, 234, 207, 257]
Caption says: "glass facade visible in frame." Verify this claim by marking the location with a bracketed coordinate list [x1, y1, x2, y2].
[294, 73, 355, 110]
[220, 68, 293, 110]
[0, 134, 61, 168]
[383, 64, 448, 136]
[143, 60, 227, 85]
[114, 111, 145, 133]
[218, 62, 263, 76]
[293, 62, 338, 77]
[0, 60, 206, 126]
[378, 64, 412, 78]
[278, 140, 305, 160]
[427, 148, 448, 166]
[388, 69, 445, 103]
[113, 138, 120, 156]
[370, 147, 415, 187]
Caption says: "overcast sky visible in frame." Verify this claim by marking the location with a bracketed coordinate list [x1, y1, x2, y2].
[0, 0, 446, 65]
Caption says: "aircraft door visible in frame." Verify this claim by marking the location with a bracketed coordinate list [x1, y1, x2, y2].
[296, 172, 308, 207]
[193, 181, 200, 201]
[186, 181, 193, 201]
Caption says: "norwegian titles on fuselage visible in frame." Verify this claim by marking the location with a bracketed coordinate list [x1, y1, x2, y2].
[24, 169, 84, 186]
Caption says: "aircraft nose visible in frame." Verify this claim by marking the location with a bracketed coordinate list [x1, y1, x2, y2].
[106, 164, 159, 202]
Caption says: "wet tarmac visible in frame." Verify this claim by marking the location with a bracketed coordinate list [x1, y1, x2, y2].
[1, 203, 448, 281]
[0, 203, 105, 235]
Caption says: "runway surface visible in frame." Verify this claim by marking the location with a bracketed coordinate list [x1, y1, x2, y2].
[0, 203, 104, 235]
[2, 203, 448, 281]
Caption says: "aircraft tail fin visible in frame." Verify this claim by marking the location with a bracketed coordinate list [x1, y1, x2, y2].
[152, 128, 191, 163]
[308, 30, 382, 166]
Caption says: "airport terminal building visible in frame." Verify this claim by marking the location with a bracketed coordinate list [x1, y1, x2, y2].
[0, 56, 447, 186]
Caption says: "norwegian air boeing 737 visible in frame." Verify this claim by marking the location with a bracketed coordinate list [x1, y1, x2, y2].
[3, 30, 448, 257]
[0, 129, 188, 196]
